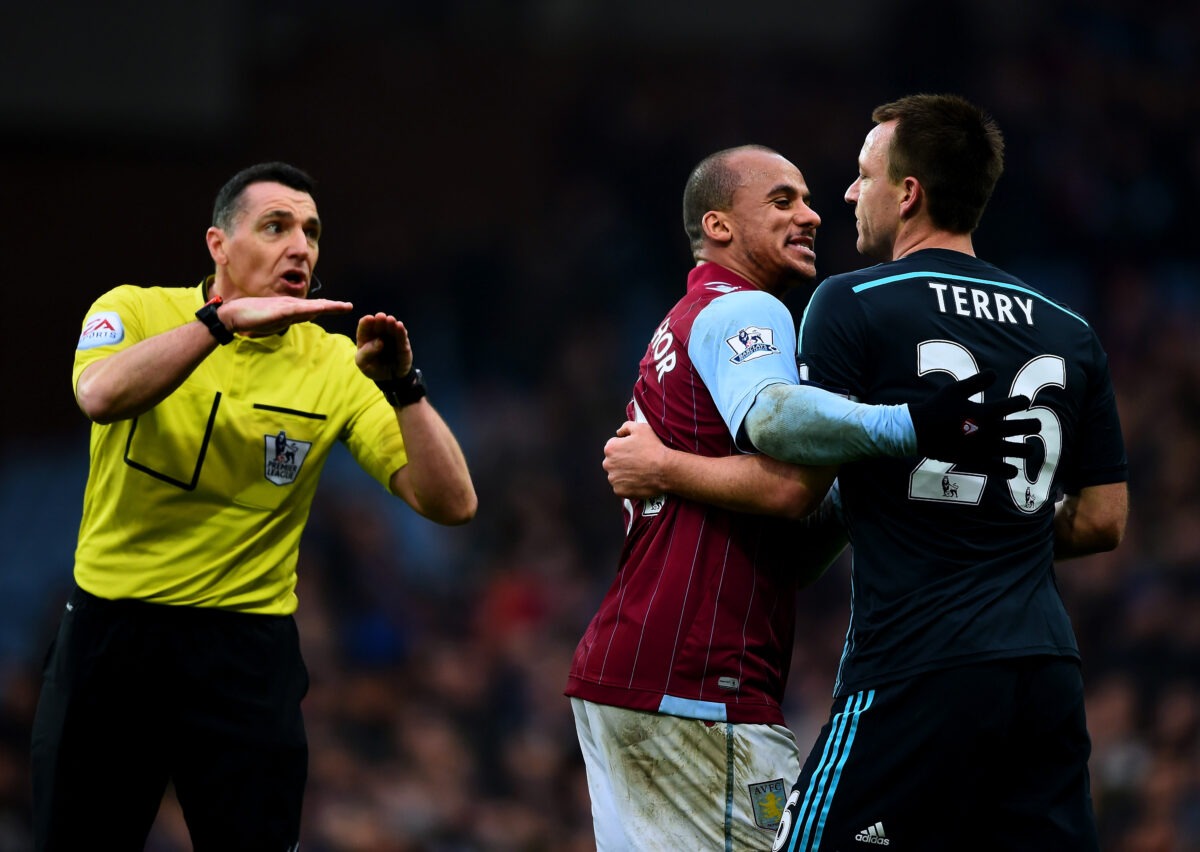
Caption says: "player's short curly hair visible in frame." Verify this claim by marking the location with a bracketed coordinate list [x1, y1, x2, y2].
[682, 144, 779, 260]
[212, 162, 316, 231]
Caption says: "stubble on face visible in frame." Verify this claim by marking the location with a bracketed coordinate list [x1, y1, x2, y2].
[221, 183, 320, 299]
[725, 151, 820, 295]
[850, 122, 899, 263]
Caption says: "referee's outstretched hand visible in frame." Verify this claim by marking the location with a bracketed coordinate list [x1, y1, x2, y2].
[908, 370, 1041, 479]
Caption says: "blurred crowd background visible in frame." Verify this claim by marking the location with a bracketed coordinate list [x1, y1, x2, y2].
[2, 0, 1197, 849]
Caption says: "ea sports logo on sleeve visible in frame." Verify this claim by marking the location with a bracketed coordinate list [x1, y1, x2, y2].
[78, 311, 125, 350]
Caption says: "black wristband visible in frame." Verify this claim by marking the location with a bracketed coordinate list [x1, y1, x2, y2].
[376, 368, 427, 407]
[195, 295, 234, 345]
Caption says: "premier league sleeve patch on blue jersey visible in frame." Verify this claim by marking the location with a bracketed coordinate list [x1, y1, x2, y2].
[77, 311, 125, 349]
[726, 326, 781, 364]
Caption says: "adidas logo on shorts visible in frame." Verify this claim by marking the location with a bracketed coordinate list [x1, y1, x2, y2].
[855, 821, 890, 845]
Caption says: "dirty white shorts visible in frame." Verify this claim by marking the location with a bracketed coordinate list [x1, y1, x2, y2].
[571, 697, 801, 851]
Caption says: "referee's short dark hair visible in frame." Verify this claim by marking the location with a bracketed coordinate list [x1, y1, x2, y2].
[212, 162, 316, 231]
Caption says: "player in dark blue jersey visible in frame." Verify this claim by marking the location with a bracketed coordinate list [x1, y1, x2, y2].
[754, 94, 1129, 851]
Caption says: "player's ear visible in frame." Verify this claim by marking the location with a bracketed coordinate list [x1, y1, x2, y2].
[898, 176, 922, 220]
[702, 210, 733, 246]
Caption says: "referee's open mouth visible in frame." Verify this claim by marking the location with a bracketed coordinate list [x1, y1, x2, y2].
[277, 270, 310, 297]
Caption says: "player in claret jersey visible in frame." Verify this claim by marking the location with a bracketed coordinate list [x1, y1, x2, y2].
[565, 144, 1038, 851]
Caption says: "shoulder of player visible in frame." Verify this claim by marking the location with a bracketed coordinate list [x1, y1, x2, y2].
[690, 286, 790, 330]
[816, 259, 907, 291]
[670, 282, 784, 327]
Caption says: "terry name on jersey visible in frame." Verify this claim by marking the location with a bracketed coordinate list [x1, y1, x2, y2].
[927, 281, 1034, 325]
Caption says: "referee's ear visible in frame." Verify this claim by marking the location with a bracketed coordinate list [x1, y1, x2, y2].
[206, 226, 229, 267]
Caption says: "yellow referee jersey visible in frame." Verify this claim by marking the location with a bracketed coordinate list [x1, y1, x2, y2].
[71, 281, 409, 614]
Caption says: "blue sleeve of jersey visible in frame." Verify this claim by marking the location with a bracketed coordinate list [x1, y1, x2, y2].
[735, 275, 914, 463]
[687, 289, 798, 448]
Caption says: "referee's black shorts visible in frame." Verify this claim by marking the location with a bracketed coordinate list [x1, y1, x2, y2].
[773, 656, 1098, 852]
[31, 585, 310, 851]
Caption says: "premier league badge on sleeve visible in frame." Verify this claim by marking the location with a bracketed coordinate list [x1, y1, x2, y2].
[264, 430, 312, 485]
[726, 326, 780, 364]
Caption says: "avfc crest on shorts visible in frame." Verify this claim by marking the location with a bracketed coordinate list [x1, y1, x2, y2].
[749, 778, 788, 830]
[726, 326, 780, 364]
[264, 430, 312, 485]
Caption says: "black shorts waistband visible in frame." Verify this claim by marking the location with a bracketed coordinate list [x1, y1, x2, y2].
[70, 584, 291, 624]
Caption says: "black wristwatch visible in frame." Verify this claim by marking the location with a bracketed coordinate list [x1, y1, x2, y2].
[376, 368, 427, 407]
[196, 295, 234, 345]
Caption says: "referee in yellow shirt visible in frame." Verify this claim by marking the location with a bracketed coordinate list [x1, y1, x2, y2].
[31, 162, 478, 850]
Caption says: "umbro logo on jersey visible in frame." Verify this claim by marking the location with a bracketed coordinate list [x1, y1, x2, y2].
[855, 821, 890, 845]
[961, 418, 980, 436]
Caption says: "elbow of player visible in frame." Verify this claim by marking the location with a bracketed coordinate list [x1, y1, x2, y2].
[1082, 503, 1128, 554]
[772, 482, 823, 521]
[743, 394, 784, 458]
[1056, 517, 1126, 560]
[1092, 520, 1126, 553]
